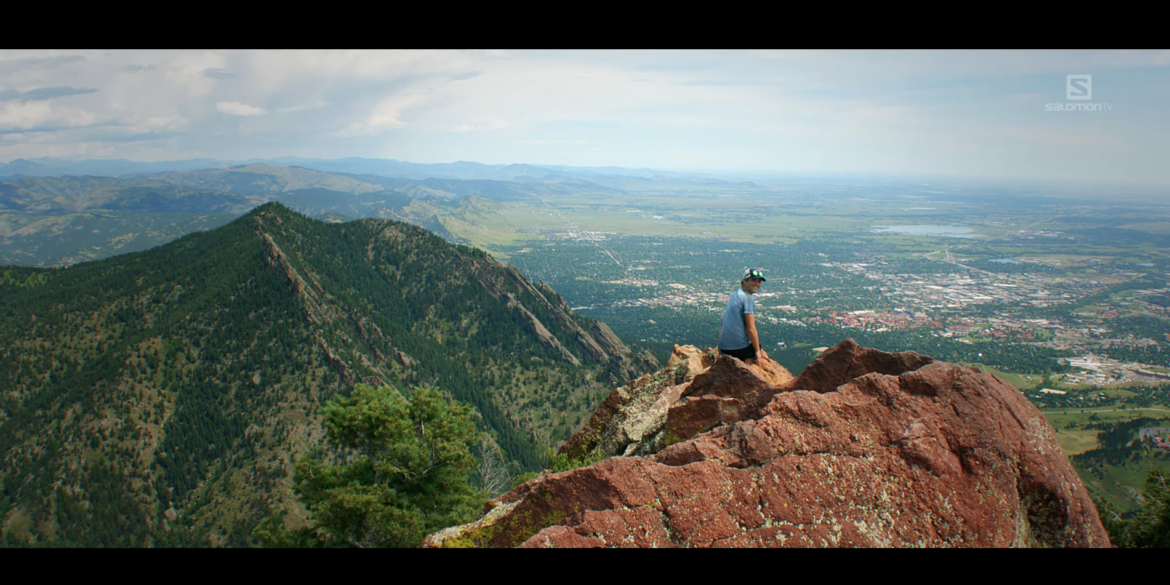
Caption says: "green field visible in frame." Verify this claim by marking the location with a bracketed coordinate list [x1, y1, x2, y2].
[1042, 407, 1170, 513]
[1056, 430, 1100, 455]
[477, 198, 908, 247]
[1081, 459, 1170, 515]
[1044, 408, 1170, 427]
[961, 363, 1042, 389]
[1119, 222, 1170, 235]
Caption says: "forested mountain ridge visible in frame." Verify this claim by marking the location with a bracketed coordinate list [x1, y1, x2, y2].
[0, 202, 656, 547]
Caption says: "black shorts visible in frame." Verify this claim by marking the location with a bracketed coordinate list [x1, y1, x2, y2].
[720, 345, 756, 361]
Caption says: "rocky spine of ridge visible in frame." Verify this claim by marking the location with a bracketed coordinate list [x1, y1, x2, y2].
[532, 279, 659, 383]
[472, 257, 657, 380]
[256, 208, 654, 390]
[423, 339, 1111, 548]
[257, 214, 399, 389]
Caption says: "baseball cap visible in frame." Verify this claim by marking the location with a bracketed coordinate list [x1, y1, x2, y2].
[743, 267, 766, 281]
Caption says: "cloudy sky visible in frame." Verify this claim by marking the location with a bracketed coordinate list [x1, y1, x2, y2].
[1, 49, 1167, 185]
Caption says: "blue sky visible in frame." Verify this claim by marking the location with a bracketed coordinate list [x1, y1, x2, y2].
[1, 49, 1167, 185]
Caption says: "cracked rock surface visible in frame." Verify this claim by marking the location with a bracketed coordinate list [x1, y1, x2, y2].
[422, 339, 1111, 548]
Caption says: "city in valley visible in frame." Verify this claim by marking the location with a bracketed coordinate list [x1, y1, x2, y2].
[450, 177, 1170, 513]
[3, 49, 1169, 548]
[487, 182, 1168, 387]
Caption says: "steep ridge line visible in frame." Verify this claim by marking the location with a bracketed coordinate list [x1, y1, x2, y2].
[257, 214, 397, 389]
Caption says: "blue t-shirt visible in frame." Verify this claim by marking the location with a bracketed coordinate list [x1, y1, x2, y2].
[718, 288, 755, 350]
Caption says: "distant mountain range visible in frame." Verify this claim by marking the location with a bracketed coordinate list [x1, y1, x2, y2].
[0, 164, 608, 266]
[0, 156, 756, 189]
[0, 202, 657, 547]
[0, 158, 226, 178]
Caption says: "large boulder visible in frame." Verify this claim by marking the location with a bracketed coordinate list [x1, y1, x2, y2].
[424, 339, 1111, 548]
[557, 345, 794, 460]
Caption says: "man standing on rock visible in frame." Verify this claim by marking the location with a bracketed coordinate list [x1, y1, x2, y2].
[718, 267, 769, 364]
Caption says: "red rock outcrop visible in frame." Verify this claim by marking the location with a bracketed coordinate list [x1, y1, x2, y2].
[423, 339, 1111, 548]
[557, 344, 794, 460]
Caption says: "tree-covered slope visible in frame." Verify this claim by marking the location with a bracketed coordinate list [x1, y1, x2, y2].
[0, 202, 656, 547]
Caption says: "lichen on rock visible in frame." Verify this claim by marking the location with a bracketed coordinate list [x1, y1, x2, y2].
[423, 339, 1111, 548]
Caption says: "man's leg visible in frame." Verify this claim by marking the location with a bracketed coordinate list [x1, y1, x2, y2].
[721, 345, 756, 361]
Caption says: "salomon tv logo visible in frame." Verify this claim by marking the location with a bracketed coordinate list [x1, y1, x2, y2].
[1046, 75, 1112, 111]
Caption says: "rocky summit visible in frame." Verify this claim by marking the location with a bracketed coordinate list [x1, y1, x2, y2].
[423, 339, 1111, 548]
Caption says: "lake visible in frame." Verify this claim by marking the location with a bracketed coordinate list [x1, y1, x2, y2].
[871, 224, 978, 238]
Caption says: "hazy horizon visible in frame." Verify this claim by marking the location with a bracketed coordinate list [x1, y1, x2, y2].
[5, 154, 1167, 195]
[2, 49, 1168, 186]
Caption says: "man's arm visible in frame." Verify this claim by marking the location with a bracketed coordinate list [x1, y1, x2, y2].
[744, 314, 769, 362]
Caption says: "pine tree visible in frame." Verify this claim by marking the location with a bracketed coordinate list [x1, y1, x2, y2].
[1103, 467, 1170, 548]
[261, 384, 485, 548]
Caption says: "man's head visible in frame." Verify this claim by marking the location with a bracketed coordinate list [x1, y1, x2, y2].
[741, 267, 765, 294]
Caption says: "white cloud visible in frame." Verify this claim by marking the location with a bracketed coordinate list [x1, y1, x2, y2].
[216, 101, 267, 116]
[0, 100, 97, 132]
[339, 92, 434, 135]
[273, 100, 329, 114]
[127, 114, 186, 133]
[161, 51, 229, 98]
